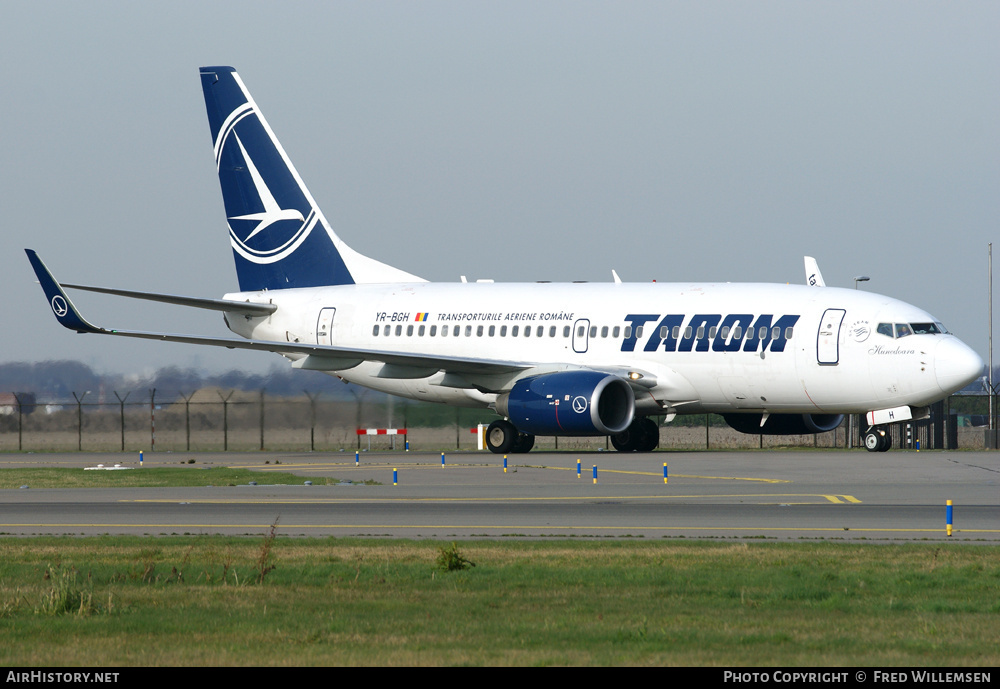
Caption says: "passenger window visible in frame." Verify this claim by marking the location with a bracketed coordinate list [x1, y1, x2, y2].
[476, 325, 483, 337]
[636, 326, 644, 339]
[430, 325, 437, 336]
[771, 326, 780, 340]
[489, 325, 495, 337]
[453, 325, 460, 337]
[549, 326, 556, 337]
[512, 325, 519, 337]
[785, 327, 793, 339]
[684, 326, 692, 339]
[418, 325, 425, 336]
[441, 326, 448, 337]
[720, 326, 730, 339]
[406, 325, 413, 336]
[395, 325, 402, 336]
[466, 325, 472, 337]
[563, 326, 570, 337]
[590, 326, 596, 337]
[525, 326, 531, 338]
[577, 326, 585, 337]
[383, 325, 390, 336]
[696, 326, 705, 339]
[372, 325, 379, 336]
[708, 326, 717, 339]
[500, 326, 507, 336]
[672, 325, 680, 339]
[613, 326, 620, 338]
[733, 326, 742, 339]
[536, 326, 543, 337]
[601, 326, 608, 338]
[623, 326, 632, 339]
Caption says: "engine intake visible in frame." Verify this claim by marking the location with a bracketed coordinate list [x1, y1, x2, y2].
[496, 371, 635, 436]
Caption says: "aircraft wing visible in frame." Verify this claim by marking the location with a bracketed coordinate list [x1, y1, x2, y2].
[25, 250, 528, 379]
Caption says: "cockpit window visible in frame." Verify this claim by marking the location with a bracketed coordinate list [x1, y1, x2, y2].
[877, 321, 947, 339]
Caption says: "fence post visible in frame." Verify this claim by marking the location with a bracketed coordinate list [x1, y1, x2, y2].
[305, 391, 319, 452]
[72, 391, 88, 452]
[181, 392, 194, 451]
[114, 391, 130, 452]
[219, 390, 233, 451]
[149, 388, 156, 452]
[13, 393, 23, 452]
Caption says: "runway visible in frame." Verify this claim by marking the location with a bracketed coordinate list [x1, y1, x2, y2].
[1, 450, 997, 540]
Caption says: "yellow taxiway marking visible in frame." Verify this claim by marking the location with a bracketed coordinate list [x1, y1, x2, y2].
[1, 523, 997, 534]
[241, 462, 792, 484]
[122, 493, 861, 504]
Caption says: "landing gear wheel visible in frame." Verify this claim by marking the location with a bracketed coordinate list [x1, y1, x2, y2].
[864, 430, 882, 452]
[612, 418, 658, 452]
[879, 432, 892, 452]
[485, 420, 517, 454]
[511, 432, 535, 454]
[611, 427, 638, 452]
[637, 417, 659, 452]
[864, 427, 892, 453]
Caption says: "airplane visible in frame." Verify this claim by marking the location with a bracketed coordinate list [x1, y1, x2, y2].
[26, 66, 984, 454]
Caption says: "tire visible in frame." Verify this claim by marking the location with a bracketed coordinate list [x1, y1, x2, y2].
[485, 420, 517, 454]
[879, 432, 892, 452]
[864, 430, 882, 452]
[511, 433, 535, 453]
[612, 418, 657, 452]
[638, 417, 659, 452]
[610, 427, 638, 452]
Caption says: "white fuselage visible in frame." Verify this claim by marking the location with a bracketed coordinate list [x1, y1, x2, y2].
[221, 281, 982, 417]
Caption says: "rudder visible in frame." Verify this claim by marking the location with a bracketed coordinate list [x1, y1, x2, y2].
[200, 66, 354, 291]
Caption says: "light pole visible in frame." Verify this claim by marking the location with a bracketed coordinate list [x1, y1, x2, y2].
[854, 276, 870, 290]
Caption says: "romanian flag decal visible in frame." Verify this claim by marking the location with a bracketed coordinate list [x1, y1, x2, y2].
[414, 313, 429, 322]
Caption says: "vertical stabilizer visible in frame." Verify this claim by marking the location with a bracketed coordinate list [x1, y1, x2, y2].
[200, 66, 423, 290]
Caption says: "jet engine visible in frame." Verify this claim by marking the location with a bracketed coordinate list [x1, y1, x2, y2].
[495, 371, 635, 436]
[722, 413, 844, 435]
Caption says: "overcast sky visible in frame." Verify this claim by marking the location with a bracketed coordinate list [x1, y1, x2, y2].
[2, 2, 997, 377]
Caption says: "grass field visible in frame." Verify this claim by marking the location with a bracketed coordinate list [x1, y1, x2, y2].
[0, 537, 997, 666]
[0, 467, 356, 489]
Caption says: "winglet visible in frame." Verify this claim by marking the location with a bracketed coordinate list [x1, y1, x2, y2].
[25, 250, 103, 333]
[804, 256, 825, 287]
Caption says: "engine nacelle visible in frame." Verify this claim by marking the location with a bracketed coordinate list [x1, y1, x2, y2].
[722, 413, 844, 435]
[495, 371, 635, 436]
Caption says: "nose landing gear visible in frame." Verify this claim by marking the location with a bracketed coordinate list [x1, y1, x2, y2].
[864, 427, 892, 452]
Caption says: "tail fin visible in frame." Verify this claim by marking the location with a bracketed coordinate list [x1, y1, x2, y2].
[199, 66, 423, 290]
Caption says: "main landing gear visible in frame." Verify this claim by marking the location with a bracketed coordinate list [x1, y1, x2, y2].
[863, 426, 892, 453]
[484, 416, 661, 453]
[610, 417, 660, 453]
[485, 419, 535, 454]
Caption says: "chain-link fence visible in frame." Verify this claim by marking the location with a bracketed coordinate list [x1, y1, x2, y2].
[0, 391, 992, 453]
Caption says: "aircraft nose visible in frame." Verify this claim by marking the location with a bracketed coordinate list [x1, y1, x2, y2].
[934, 337, 984, 394]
